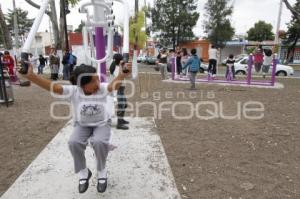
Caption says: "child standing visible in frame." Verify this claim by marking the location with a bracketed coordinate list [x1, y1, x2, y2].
[182, 49, 200, 90]
[22, 63, 131, 194]
[225, 54, 235, 80]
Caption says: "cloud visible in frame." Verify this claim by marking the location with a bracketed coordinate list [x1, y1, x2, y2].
[194, 0, 295, 36]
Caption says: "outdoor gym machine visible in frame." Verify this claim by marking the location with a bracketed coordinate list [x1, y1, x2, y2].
[18, 0, 136, 81]
[19, 0, 50, 75]
[171, 54, 277, 87]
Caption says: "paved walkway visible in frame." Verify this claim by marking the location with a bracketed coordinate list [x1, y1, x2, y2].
[1, 117, 181, 199]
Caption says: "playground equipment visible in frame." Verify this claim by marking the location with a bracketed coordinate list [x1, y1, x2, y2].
[18, 0, 136, 82]
[171, 54, 278, 87]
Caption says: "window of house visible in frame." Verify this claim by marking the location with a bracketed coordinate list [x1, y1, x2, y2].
[280, 48, 287, 60]
[294, 50, 300, 61]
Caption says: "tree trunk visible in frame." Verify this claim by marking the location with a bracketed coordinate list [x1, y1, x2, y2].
[24, 0, 61, 49]
[0, 4, 13, 49]
[172, 26, 176, 50]
[49, 0, 60, 49]
[286, 35, 299, 64]
[176, 25, 180, 47]
[283, 0, 300, 21]
[59, 0, 66, 50]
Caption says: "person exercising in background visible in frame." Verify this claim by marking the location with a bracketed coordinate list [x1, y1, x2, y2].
[225, 54, 236, 80]
[253, 45, 264, 73]
[156, 49, 168, 80]
[49, 48, 60, 80]
[2, 51, 15, 81]
[208, 45, 219, 78]
[110, 53, 130, 130]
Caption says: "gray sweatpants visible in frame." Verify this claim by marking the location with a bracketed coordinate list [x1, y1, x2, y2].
[190, 72, 197, 89]
[68, 122, 111, 173]
[159, 63, 167, 80]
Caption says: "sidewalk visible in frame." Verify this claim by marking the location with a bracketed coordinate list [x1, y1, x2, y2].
[1, 117, 181, 199]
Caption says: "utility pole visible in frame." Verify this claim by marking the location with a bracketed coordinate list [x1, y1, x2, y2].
[144, 0, 147, 53]
[48, 3, 53, 47]
[62, 0, 70, 50]
[134, 0, 138, 50]
[275, 0, 283, 44]
[12, 0, 19, 49]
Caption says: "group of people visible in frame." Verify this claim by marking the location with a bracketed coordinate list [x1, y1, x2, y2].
[176, 47, 192, 76]
[224, 45, 274, 80]
[155, 47, 202, 90]
[28, 53, 47, 75]
[0, 48, 71, 82]
[18, 43, 276, 195]
[253, 45, 273, 78]
[47, 48, 77, 81]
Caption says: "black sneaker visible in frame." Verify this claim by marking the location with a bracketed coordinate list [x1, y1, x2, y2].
[116, 124, 129, 130]
[97, 178, 108, 193]
[78, 169, 92, 193]
[120, 119, 129, 124]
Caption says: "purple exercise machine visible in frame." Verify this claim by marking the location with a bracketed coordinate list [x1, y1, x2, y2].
[171, 54, 277, 87]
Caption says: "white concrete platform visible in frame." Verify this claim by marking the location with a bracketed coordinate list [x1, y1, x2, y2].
[1, 117, 181, 199]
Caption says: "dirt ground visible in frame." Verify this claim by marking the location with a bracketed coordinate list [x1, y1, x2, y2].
[1, 68, 300, 198]
[0, 83, 69, 196]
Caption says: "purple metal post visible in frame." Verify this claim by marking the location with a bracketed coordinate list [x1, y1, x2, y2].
[247, 54, 253, 85]
[172, 57, 176, 80]
[95, 27, 106, 82]
[271, 57, 277, 86]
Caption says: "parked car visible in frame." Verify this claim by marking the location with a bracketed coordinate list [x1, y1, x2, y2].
[145, 56, 157, 65]
[137, 54, 147, 63]
[222, 54, 248, 65]
[234, 57, 294, 76]
[199, 63, 208, 73]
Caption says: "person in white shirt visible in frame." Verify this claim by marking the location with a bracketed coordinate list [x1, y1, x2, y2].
[28, 53, 38, 72]
[21, 63, 131, 194]
[262, 49, 273, 78]
[208, 45, 219, 78]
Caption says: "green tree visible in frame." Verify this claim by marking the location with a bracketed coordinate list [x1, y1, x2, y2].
[282, 0, 300, 63]
[246, 21, 274, 41]
[203, 0, 234, 48]
[283, 0, 300, 21]
[5, 8, 34, 36]
[151, 0, 199, 49]
[0, 4, 12, 49]
[130, 10, 147, 49]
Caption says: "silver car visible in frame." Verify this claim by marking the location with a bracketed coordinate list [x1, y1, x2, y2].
[234, 57, 294, 76]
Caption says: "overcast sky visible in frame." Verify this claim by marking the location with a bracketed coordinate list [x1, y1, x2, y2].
[1, 0, 297, 37]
